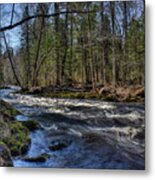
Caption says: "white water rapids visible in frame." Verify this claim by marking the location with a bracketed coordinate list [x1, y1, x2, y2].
[0, 86, 145, 169]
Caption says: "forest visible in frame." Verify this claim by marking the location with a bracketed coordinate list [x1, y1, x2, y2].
[0, 1, 145, 100]
[0, 1, 145, 169]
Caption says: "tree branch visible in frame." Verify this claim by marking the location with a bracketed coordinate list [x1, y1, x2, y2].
[10, 4, 15, 25]
[0, 10, 101, 32]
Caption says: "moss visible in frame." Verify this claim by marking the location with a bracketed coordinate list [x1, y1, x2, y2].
[4, 122, 30, 156]
[43, 91, 144, 102]
[8, 144, 20, 156]
[0, 120, 11, 141]
[20, 143, 30, 155]
[0, 121, 5, 128]
[44, 91, 99, 100]
[0, 100, 20, 117]
[125, 95, 143, 103]
[0, 141, 5, 145]
[22, 120, 40, 131]
[103, 94, 118, 102]
[0, 143, 13, 167]
[0, 100, 31, 157]
[19, 85, 144, 102]
[84, 93, 99, 99]
[10, 122, 28, 133]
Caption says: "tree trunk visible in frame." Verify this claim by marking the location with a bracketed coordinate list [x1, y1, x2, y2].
[0, 5, 4, 85]
[123, 1, 129, 83]
[25, 4, 31, 88]
[61, 3, 69, 85]
[69, 8, 73, 80]
[87, 3, 96, 91]
[100, 1, 106, 85]
[110, 2, 116, 87]
[3, 32, 22, 88]
[54, 3, 60, 85]
[32, 16, 44, 87]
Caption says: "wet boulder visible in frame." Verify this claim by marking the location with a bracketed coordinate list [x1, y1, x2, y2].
[22, 120, 40, 131]
[22, 153, 51, 163]
[20, 141, 31, 156]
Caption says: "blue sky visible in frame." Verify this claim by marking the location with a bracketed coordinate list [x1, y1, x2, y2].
[0, 4, 22, 52]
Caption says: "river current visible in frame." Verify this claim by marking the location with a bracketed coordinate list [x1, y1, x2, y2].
[0, 86, 145, 169]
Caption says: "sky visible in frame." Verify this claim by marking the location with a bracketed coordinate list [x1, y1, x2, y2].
[0, 4, 22, 52]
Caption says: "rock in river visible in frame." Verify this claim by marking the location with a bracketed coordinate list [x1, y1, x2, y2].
[49, 139, 71, 151]
[22, 153, 51, 163]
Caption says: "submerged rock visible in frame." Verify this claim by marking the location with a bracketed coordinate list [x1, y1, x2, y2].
[49, 139, 71, 151]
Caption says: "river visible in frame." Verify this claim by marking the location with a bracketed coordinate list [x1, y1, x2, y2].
[0, 86, 145, 169]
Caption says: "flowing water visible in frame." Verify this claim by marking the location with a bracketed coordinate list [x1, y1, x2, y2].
[0, 86, 145, 169]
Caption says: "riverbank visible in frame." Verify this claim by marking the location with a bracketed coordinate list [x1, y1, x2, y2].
[20, 85, 144, 103]
[0, 100, 30, 166]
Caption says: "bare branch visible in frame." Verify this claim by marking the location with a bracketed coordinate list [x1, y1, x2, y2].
[0, 10, 101, 32]
[10, 4, 15, 25]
